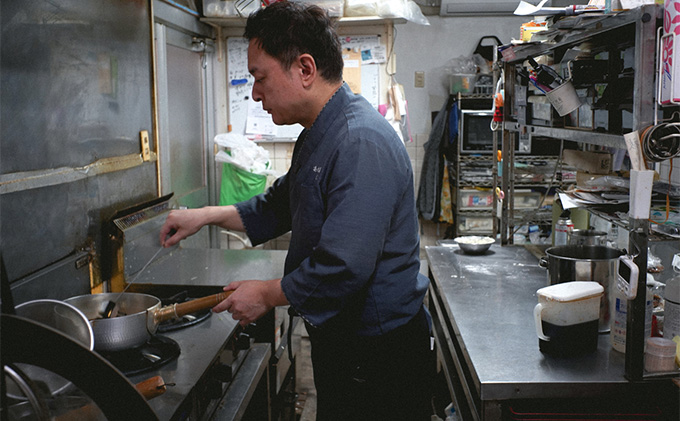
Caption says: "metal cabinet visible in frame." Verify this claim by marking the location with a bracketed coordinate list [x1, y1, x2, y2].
[500, 4, 662, 381]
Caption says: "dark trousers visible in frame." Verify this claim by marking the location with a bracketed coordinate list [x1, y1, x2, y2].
[306, 308, 435, 421]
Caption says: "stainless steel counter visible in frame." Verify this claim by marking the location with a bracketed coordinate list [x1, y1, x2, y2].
[426, 243, 677, 420]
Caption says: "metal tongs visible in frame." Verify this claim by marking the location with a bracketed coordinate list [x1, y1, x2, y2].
[101, 245, 165, 318]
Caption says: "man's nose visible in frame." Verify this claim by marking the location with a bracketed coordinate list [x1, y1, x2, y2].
[251, 86, 262, 102]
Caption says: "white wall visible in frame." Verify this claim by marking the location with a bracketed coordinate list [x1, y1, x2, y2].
[394, 15, 527, 137]
[395, 14, 527, 251]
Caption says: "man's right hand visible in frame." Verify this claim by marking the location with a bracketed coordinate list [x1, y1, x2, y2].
[159, 209, 206, 247]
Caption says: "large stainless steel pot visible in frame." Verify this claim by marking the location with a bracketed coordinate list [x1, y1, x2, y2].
[540, 245, 630, 333]
[66, 292, 230, 352]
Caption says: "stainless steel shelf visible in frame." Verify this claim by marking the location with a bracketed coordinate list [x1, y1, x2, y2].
[500, 5, 660, 64]
[201, 15, 405, 28]
[504, 122, 625, 149]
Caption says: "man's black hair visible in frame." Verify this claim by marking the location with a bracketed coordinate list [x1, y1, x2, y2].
[244, 1, 344, 83]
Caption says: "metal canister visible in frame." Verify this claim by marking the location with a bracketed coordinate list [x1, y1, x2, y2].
[553, 210, 573, 246]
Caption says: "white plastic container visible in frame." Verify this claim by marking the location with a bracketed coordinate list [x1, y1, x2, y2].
[610, 277, 653, 353]
[664, 254, 680, 340]
[534, 281, 604, 356]
[644, 337, 677, 372]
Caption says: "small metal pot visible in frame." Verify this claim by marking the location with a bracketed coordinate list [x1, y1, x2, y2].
[66, 291, 230, 352]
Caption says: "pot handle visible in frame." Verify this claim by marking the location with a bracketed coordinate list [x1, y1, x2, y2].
[153, 291, 232, 324]
[616, 255, 639, 300]
[539, 256, 549, 269]
[534, 303, 550, 341]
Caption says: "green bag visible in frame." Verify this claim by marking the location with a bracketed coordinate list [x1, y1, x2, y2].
[219, 163, 267, 206]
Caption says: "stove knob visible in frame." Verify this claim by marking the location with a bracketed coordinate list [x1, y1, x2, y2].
[236, 332, 251, 350]
[212, 362, 232, 383]
[205, 378, 224, 400]
[243, 322, 257, 334]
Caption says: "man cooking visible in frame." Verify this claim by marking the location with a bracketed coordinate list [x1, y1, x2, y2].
[159, 2, 434, 419]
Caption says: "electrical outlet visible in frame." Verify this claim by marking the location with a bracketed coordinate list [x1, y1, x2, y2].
[414, 71, 425, 88]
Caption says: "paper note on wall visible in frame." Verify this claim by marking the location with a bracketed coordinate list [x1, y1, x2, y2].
[341, 35, 381, 109]
[343, 48, 362, 94]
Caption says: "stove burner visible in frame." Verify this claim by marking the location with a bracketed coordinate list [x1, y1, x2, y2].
[99, 335, 180, 377]
[158, 307, 211, 332]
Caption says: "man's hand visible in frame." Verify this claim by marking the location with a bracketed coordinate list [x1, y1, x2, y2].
[159, 209, 207, 247]
[213, 279, 287, 326]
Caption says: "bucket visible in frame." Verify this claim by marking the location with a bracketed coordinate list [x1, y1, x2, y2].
[534, 281, 603, 356]
[545, 80, 581, 116]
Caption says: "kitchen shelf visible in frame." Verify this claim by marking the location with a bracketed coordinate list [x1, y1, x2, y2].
[504, 122, 625, 149]
[501, 4, 662, 383]
[200, 15, 405, 28]
[501, 6, 655, 64]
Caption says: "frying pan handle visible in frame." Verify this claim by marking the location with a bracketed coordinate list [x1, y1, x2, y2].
[135, 375, 167, 400]
[154, 292, 232, 323]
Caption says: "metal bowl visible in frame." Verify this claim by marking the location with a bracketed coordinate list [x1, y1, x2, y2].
[454, 236, 494, 254]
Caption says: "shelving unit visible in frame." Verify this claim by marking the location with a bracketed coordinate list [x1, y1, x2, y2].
[451, 94, 497, 237]
[500, 4, 664, 382]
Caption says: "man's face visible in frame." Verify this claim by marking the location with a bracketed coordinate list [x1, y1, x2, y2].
[248, 40, 301, 126]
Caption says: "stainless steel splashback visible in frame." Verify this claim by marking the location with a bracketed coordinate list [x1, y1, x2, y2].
[110, 195, 176, 284]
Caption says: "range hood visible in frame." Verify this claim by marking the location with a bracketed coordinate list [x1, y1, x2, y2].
[440, 0, 552, 16]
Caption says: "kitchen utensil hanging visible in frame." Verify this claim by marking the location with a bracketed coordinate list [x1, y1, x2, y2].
[640, 121, 680, 162]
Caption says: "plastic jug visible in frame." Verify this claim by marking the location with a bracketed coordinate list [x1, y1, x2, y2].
[534, 281, 604, 356]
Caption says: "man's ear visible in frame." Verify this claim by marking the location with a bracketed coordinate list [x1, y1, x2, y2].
[298, 54, 317, 88]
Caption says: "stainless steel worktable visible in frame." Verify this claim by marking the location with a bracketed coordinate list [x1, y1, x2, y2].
[426, 243, 677, 420]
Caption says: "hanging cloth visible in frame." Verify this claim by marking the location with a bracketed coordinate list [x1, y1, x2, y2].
[417, 99, 450, 221]
[438, 161, 453, 224]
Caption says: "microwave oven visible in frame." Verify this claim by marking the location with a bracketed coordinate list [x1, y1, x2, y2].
[459, 109, 531, 154]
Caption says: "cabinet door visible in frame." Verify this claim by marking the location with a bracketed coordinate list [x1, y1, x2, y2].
[155, 24, 217, 248]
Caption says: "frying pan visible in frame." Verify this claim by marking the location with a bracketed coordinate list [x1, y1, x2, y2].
[6, 299, 95, 399]
[65, 291, 231, 352]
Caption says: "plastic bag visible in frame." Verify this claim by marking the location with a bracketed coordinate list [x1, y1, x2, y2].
[214, 133, 279, 206]
[344, 0, 430, 25]
[214, 133, 277, 176]
[219, 162, 267, 206]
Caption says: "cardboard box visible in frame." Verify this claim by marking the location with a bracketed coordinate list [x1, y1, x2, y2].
[563, 150, 612, 174]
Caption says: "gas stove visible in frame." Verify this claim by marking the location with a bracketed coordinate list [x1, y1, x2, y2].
[105, 197, 294, 420]
[4, 195, 296, 420]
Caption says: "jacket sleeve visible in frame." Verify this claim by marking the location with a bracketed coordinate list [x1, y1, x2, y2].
[234, 173, 292, 246]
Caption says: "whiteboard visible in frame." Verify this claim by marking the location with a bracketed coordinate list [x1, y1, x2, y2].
[227, 36, 381, 139]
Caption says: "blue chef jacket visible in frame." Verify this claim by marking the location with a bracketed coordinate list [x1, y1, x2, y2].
[235, 83, 428, 336]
